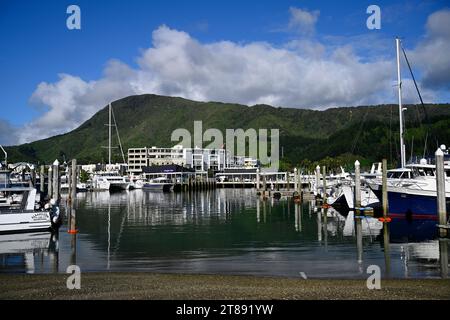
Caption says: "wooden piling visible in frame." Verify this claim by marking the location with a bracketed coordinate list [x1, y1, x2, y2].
[315, 165, 320, 196]
[294, 168, 298, 192]
[40, 165, 45, 196]
[48, 166, 53, 199]
[436, 148, 448, 237]
[382, 159, 388, 217]
[256, 168, 260, 191]
[322, 166, 327, 204]
[31, 166, 36, 187]
[69, 159, 77, 234]
[52, 160, 60, 203]
[354, 160, 361, 209]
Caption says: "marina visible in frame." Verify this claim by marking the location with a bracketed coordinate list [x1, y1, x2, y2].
[1, 2, 450, 303]
[0, 189, 448, 279]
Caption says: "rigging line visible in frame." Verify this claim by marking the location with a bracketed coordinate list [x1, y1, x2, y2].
[401, 46, 427, 116]
[401, 43, 430, 157]
[111, 105, 127, 164]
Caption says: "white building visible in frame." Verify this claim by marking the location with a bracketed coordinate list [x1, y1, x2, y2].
[128, 145, 230, 174]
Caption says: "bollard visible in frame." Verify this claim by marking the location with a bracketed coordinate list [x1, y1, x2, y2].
[354, 160, 361, 209]
[382, 159, 389, 217]
[436, 148, 447, 237]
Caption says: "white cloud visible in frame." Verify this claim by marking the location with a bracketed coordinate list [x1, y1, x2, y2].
[288, 7, 320, 35]
[11, 9, 450, 145]
[409, 9, 450, 90]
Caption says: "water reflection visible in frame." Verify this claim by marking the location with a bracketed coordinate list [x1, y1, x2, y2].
[0, 189, 448, 278]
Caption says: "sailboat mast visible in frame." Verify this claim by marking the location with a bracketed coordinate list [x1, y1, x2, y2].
[109, 102, 112, 165]
[396, 37, 406, 168]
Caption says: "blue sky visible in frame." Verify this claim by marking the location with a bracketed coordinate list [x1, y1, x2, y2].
[0, 0, 449, 145]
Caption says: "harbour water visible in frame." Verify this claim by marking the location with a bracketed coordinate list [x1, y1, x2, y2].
[0, 189, 448, 278]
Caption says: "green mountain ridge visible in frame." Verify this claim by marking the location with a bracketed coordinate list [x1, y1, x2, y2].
[5, 94, 450, 171]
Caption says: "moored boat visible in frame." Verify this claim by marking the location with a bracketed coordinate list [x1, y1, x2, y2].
[143, 177, 174, 192]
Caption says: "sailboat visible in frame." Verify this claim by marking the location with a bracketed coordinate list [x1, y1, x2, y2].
[91, 102, 130, 191]
[367, 38, 450, 218]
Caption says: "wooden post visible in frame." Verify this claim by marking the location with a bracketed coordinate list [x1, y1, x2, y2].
[294, 168, 298, 192]
[256, 168, 260, 191]
[48, 166, 53, 199]
[52, 159, 59, 203]
[354, 160, 361, 209]
[31, 166, 36, 187]
[39, 165, 45, 193]
[322, 166, 327, 204]
[69, 159, 77, 234]
[436, 148, 447, 237]
[382, 159, 388, 217]
[315, 165, 320, 196]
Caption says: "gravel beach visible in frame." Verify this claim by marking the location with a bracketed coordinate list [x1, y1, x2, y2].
[1, 273, 449, 300]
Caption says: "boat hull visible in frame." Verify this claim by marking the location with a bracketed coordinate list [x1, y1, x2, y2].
[387, 191, 450, 217]
[143, 183, 174, 192]
[0, 211, 52, 234]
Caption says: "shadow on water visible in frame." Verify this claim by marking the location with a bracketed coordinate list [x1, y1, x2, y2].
[0, 189, 448, 278]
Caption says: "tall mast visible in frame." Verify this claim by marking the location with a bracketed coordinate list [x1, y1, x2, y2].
[109, 102, 112, 165]
[396, 37, 406, 168]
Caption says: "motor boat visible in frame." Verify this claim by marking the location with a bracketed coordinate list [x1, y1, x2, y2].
[143, 177, 174, 192]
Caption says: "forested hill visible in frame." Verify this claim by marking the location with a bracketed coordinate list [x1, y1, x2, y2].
[5, 94, 450, 171]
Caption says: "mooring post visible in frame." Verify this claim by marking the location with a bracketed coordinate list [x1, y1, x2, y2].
[315, 165, 320, 196]
[31, 166, 36, 187]
[69, 159, 77, 234]
[436, 148, 447, 237]
[52, 159, 60, 203]
[40, 165, 45, 196]
[322, 166, 327, 204]
[383, 223, 391, 278]
[354, 160, 361, 209]
[48, 165, 53, 199]
[294, 168, 298, 193]
[256, 168, 260, 191]
[382, 159, 388, 217]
